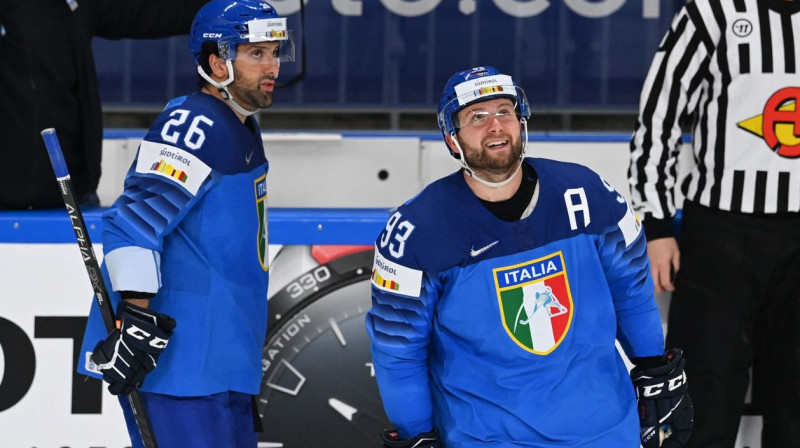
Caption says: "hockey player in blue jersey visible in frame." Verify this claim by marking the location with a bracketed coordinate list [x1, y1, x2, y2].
[76, 1, 294, 447]
[366, 67, 694, 448]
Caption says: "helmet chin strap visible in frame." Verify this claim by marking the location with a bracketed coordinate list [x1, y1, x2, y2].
[197, 62, 260, 117]
[451, 118, 529, 189]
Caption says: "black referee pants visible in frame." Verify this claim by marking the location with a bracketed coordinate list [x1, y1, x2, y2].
[665, 201, 800, 448]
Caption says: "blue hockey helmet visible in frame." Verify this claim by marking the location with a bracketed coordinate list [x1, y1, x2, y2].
[189, 0, 294, 64]
[437, 66, 530, 156]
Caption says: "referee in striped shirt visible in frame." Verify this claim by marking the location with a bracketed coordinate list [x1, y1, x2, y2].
[629, 0, 800, 446]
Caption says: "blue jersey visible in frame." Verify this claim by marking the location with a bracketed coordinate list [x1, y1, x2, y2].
[79, 92, 269, 396]
[366, 158, 663, 447]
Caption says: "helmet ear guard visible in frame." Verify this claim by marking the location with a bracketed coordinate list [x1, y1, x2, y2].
[436, 66, 531, 159]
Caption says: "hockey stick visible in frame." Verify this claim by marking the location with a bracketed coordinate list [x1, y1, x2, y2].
[41, 128, 159, 448]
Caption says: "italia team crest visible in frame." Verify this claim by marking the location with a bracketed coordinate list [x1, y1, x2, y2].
[255, 174, 268, 271]
[493, 252, 574, 355]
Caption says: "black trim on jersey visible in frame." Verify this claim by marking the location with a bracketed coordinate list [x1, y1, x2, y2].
[478, 162, 538, 222]
[766, 0, 800, 14]
[734, 0, 746, 13]
[739, 44, 751, 74]
[782, 14, 796, 73]
[120, 290, 157, 300]
[758, 0, 774, 73]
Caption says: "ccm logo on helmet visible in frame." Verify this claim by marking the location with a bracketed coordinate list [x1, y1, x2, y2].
[126, 324, 170, 349]
[203, 33, 223, 38]
[642, 371, 687, 397]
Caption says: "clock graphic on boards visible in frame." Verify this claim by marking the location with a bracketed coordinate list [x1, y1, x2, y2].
[257, 245, 390, 446]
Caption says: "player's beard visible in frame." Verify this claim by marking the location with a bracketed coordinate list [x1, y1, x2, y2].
[460, 132, 524, 180]
[228, 67, 275, 110]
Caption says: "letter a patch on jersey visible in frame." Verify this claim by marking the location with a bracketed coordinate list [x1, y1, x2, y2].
[493, 252, 574, 355]
[255, 173, 268, 271]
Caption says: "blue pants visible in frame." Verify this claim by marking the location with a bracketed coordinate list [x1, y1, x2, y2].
[119, 391, 258, 448]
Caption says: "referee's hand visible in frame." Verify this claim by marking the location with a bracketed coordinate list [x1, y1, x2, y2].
[646, 237, 680, 293]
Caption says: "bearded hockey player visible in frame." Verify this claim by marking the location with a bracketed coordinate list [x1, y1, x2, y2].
[366, 66, 693, 448]
[77, 1, 293, 446]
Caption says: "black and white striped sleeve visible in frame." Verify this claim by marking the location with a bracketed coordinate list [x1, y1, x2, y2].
[628, 3, 718, 240]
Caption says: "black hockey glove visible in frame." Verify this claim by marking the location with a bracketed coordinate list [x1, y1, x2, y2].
[630, 348, 693, 448]
[381, 429, 441, 448]
[91, 301, 176, 396]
